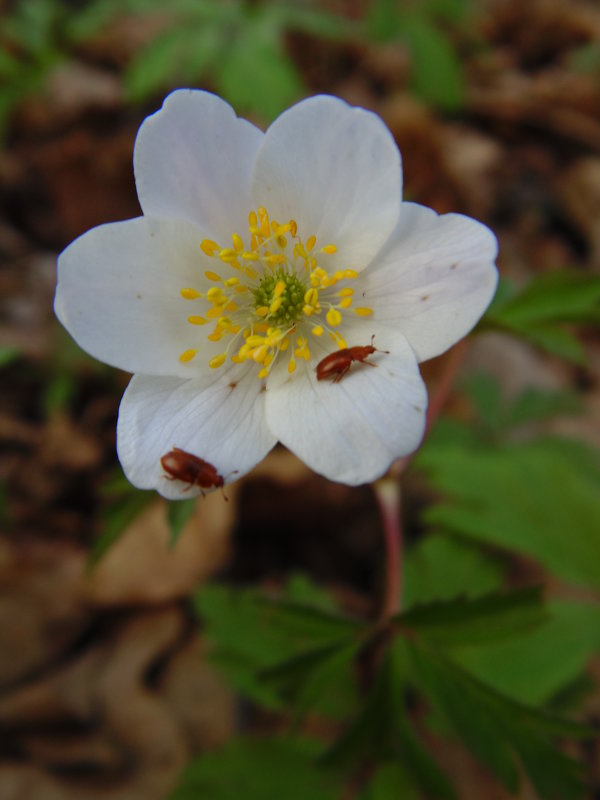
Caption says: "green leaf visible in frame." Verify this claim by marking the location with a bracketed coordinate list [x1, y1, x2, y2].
[416, 436, 600, 590]
[484, 272, 600, 363]
[452, 601, 600, 706]
[89, 489, 153, 566]
[166, 498, 196, 548]
[400, 13, 464, 110]
[404, 532, 505, 606]
[360, 761, 419, 800]
[396, 586, 547, 646]
[0, 345, 20, 368]
[125, 25, 224, 102]
[323, 641, 457, 799]
[409, 645, 589, 799]
[194, 581, 364, 712]
[217, 11, 304, 121]
[169, 736, 341, 800]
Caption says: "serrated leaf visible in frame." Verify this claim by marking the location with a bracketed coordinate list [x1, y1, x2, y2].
[416, 436, 600, 589]
[169, 736, 340, 800]
[322, 641, 457, 799]
[484, 272, 600, 362]
[452, 601, 600, 706]
[409, 645, 589, 799]
[404, 533, 505, 606]
[396, 586, 547, 646]
[166, 497, 196, 548]
[194, 581, 364, 712]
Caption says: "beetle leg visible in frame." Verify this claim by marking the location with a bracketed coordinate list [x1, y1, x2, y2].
[333, 364, 351, 383]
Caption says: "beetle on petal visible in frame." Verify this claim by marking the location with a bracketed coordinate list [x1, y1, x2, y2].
[316, 336, 389, 383]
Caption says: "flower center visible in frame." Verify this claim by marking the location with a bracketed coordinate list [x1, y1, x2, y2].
[177, 207, 373, 379]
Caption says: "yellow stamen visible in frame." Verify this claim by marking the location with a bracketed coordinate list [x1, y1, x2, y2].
[180, 288, 202, 300]
[344, 269, 359, 279]
[306, 235, 316, 252]
[339, 297, 353, 309]
[232, 233, 244, 252]
[225, 277, 240, 287]
[209, 354, 226, 369]
[322, 244, 337, 254]
[288, 358, 297, 373]
[326, 308, 342, 327]
[355, 307, 373, 317]
[187, 316, 207, 325]
[338, 288, 354, 297]
[200, 240, 219, 256]
[179, 349, 197, 363]
[256, 306, 269, 318]
[312, 326, 324, 336]
[205, 271, 222, 282]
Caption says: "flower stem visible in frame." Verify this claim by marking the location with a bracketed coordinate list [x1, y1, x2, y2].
[374, 476, 403, 619]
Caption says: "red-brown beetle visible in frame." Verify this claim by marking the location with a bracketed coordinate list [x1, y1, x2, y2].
[160, 447, 227, 497]
[316, 335, 389, 383]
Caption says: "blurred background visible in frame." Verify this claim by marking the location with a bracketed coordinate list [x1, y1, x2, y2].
[1, 0, 599, 798]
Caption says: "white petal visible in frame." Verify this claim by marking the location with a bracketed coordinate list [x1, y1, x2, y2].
[117, 369, 276, 499]
[361, 202, 498, 362]
[251, 95, 401, 271]
[265, 325, 427, 485]
[134, 89, 263, 243]
[55, 216, 238, 378]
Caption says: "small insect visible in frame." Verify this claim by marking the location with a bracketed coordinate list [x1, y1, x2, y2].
[316, 335, 389, 383]
[160, 447, 229, 497]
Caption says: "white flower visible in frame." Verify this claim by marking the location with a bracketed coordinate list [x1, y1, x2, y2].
[55, 89, 498, 498]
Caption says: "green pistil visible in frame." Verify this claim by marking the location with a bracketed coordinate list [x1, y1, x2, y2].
[253, 269, 307, 326]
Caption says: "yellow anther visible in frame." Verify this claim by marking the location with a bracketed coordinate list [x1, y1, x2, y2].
[200, 239, 219, 256]
[302, 305, 314, 316]
[304, 288, 318, 306]
[294, 243, 307, 259]
[242, 251, 259, 261]
[224, 301, 238, 312]
[209, 354, 226, 369]
[231, 354, 243, 363]
[262, 254, 286, 265]
[245, 267, 259, 280]
[326, 308, 342, 327]
[224, 277, 240, 287]
[232, 233, 244, 252]
[235, 285, 249, 293]
[258, 367, 269, 379]
[205, 271, 222, 282]
[289, 220, 297, 236]
[355, 307, 373, 317]
[338, 288, 354, 297]
[238, 344, 251, 359]
[322, 244, 337, 254]
[321, 276, 338, 288]
[206, 287, 224, 302]
[306, 235, 316, 252]
[180, 288, 202, 300]
[276, 236, 287, 248]
[280, 337, 290, 351]
[296, 336, 304, 347]
[246, 335, 266, 347]
[208, 330, 223, 342]
[256, 306, 269, 318]
[312, 326, 324, 336]
[344, 269, 359, 279]
[253, 345, 268, 363]
[264, 353, 274, 367]
[218, 316, 233, 328]
[179, 349, 197, 363]
[187, 315, 208, 325]
[288, 358, 297, 374]
[249, 211, 258, 229]
[339, 297, 353, 309]
[207, 306, 225, 319]
[219, 248, 237, 260]
[254, 323, 269, 333]
[274, 281, 286, 298]
[269, 297, 283, 314]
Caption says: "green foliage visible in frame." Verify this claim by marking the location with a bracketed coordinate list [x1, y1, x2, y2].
[193, 579, 364, 714]
[403, 532, 505, 605]
[395, 586, 547, 646]
[0, 345, 21, 369]
[452, 600, 600, 707]
[409, 644, 589, 799]
[483, 272, 600, 364]
[89, 468, 154, 565]
[416, 435, 600, 589]
[170, 736, 341, 800]
[167, 497, 196, 548]
[366, 0, 465, 110]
